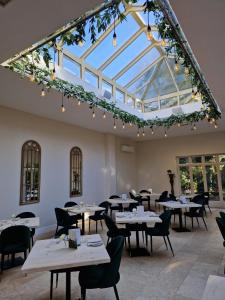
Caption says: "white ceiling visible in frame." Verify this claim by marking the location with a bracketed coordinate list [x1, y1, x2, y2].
[0, 0, 224, 140]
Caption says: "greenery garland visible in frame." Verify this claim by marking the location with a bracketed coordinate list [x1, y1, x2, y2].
[6, 0, 221, 130]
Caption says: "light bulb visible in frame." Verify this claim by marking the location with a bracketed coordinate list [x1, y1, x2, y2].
[205, 113, 209, 119]
[174, 60, 180, 72]
[214, 122, 218, 129]
[112, 32, 117, 47]
[161, 39, 166, 47]
[78, 39, 84, 47]
[207, 107, 211, 112]
[142, 130, 145, 137]
[103, 112, 106, 119]
[184, 67, 189, 76]
[137, 131, 140, 137]
[151, 128, 154, 135]
[192, 89, 196, 99]
[122, 123, 125, 129]
[92, 111, 95, 118]
[164, 131, 167, 138]
[41, 88, 46, 97]
[113, 120, 116, 129]
[29, 73, 35, 82]
[209, 119, 213, 124]
[61, 105, 66, 113]
[147, 25, 153, 41]
[177, 123, 181, 128]
[211, 118, 215, 123]
[193, 124, 197, 130]
[129, 122, 133, 127]
[50, 69, 56, 81]
[78, 100, 81, 106]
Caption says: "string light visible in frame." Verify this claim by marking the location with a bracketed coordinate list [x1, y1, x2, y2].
[151, 126, 154, 135]
[137, 129, 140, 137]
[103, 111, 106, 119]
[78, 100, 81, 106]
[112, 17, 117, 47]
[164, 131, 167, 138]
[177, 122, 181, 127]
[214, 122, 218, 129]
[146, 1, 153, 41]
[184, 67, 189, 76]
[61, 93, 66, 112]
[41, 87, 46, 97]
[142, 129, 145, 137]
[113, 118, 116, 129]
[122, 122, 125, 129]
[78, 39, 84, 47]
[161, 39, 166, 47]
[51, 46, 56, 80]
[29, 73, 35, 82]
[193, 124, 197, 131]
[92, 108, 95, 118]
[174, 59, 180, 72]
[211, 118, 215, 123]
[129, 122, 133, 127]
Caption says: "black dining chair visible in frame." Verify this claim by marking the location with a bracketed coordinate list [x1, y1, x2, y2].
[109, 195, 123, 217]
[104, 214, 131, 251]
[201, 192, 212, 215]
[129, 191, 142, 205]
[0, 225, 30, 273]
[145, 210, 174, 256]
[155, 191, 169, 210]
[16, 211, 36, 246]
[139, 189, 151, 211]
[184, 196, 207, 230]
[78, 236, 124, 300]
[89, 201, 109, 233]
[64, 201, 83, 222]
[219, 211, 225, 221]
[54, 208, 79, 235]
[216, 217, 225, 247]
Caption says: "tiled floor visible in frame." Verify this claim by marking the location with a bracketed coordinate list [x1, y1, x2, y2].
[0, 209, 225, 300]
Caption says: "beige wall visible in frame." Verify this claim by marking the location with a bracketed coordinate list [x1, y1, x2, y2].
[136, 131, 225, 196]
[0, 107, 136, 232]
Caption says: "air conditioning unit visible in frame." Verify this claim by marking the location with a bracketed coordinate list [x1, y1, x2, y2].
[121, 145, 135, 153]
[103, 90, 112, 101]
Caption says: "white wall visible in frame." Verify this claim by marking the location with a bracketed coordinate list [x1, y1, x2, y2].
[0, 106, 136, 232]
[136, 131, 225, 198]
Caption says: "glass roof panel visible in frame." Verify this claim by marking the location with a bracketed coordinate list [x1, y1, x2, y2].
[116, 47, 160, 87]
[127, 67, 154, 94]
[149, 60, 177, 96]
[102, 32, 151, 78]
[167, 58, 192, 90]
[160, 96, 178, 109]
[85, 14, 140, 69]
[143, 83, 159, 99]
[138, 11, 158, 26]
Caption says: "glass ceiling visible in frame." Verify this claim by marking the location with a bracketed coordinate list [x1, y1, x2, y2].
[60, 0, 198, 114]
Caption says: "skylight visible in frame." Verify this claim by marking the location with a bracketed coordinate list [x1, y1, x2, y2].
[2, 0, 220, 132]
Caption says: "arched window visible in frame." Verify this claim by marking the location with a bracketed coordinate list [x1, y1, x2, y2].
[20, 140, 41, 205]
[70, 147, 82, 197]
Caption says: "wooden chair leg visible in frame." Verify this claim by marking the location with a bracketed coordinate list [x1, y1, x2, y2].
[167, 236, 174, 256]
[163, 236, 168, 250]
[113, 285, 120, 300]
[50, 272, 53, 300]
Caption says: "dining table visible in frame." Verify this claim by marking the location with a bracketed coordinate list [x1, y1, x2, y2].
[64, 204, 105, 234]
[107, 198, 137, 209]
[22, 234, 110, 300]
[115, 211, 161, 256]
[158, 201, 201, 232]
[0, 216, 40, 233]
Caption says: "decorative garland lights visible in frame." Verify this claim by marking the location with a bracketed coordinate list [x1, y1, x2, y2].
[5, 0, 221, 136]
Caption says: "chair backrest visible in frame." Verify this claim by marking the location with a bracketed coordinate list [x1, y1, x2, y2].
[95, 201, 109, 216]
[155, 210, 172, 234]
[0, 225, 30, 251]
[191, 195, 205, 215]
[101, 236, 124, 286]
[109, 195, 120, 199]
[55, 208, 70, 227]
[16, 211, 35, 218]
[202, 192, 209, 204]
[131, 189, 137, 196]
[216, 217, 225, 242]
[159, 191, 168, 201]
[169, 194, 176, 201]
[104, 214, 118, 233]
[64, 201, 78, 208]
[128, 202, 138, 211]
[139, 189, 149, 194]
[219, 211, 225, 221]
